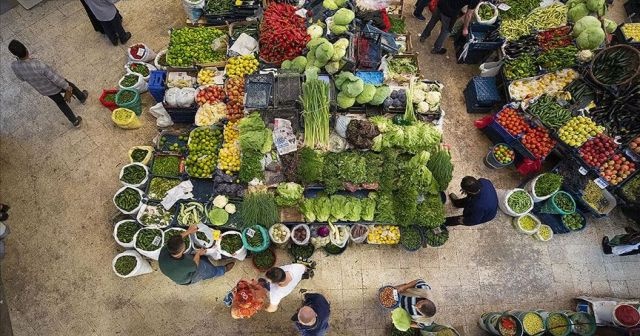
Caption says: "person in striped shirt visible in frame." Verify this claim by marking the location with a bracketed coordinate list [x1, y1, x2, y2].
[394, 279, 437, 329]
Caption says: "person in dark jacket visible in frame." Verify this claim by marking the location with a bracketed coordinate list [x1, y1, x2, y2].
[602, 227, 640, 256]
[84, 0, 131, 46]
[419, 0, 480, 54]
[445, 176, 498, 226]
[80, 0, 104, 34]
[292, 293, 331, 336]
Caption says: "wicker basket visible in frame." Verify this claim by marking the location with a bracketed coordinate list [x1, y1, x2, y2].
[589, 45, 640, 86]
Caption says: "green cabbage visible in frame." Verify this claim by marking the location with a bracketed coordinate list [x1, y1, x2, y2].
[341, 77, 364, 98]
[323, 0, 338, 10]
[331, 47, 347, 61]
[325, 61, 341, 75]
[307, 24, 323, 38]
[305, 66, 320, 81]
[356, 84, 376, 104]
[333, 8, 355, 25]
[369, 85, 391, 105]
[392, 308, 411, 331]
[291, 56, 307, 73]
[573, 16, 601, 37]
[577, 26, 605, 50]
[337, 91, 356, 109]
[335, 71, 356, 88]
[208, 208, 229, 225]
[307, 37, 329, 50]
[334, 0, 347, 6]
[586, 0, 605, 15]
[604, 19, 617, 33]
[281, 60, 292, 70]
[315, 41, 335, 64]
[329, 24, 349, 35]
[334, 38, 349, 50]
[568, 3, 588, 22]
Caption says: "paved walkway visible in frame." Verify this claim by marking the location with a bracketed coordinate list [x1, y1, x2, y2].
[0, 1, 638, 335]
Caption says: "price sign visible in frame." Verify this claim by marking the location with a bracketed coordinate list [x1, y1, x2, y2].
[594, 178, 608, 189]
[392, 289, 399, 301]
[151, 236, 162, 246]
[136, 48, 145, 57]
[578, 166, 588, 175]
[498, 3, 511, 10]
[212, 230, 221, 241]
[246, 228, 255, 238]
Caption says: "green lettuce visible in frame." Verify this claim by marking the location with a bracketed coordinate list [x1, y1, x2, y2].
[275, 182, 304, 207]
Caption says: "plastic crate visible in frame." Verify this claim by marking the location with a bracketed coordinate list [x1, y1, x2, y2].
[262, 107, 300, 132]
[355, 70, 384, 85]
[356, 32, 383, 69]
[274, 73, 302, 107]
[482, 118, 519, 145]
[362, 21, 400, 54]
[464, 76, 502, 113]
[246, 73, 274, 85]
[148, 71, 167, 103]
[165, 104, 197, 124]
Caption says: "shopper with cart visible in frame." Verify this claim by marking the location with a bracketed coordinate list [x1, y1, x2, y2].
[419, 0, 480, 54]
[292, 292, 331, 336]
[158, 225, 235, 285]
[8, 40, 87, 127]
[445, 176, 498, 226]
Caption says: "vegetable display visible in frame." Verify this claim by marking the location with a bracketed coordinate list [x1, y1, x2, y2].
[426, 148, 453, 192]
[562, 212, 584, 230]
[253, 249, 276, 270]
[522, 312, 544, 336]
[220, 234, 243, 254]
[116, 220, 139, 243]
[196, 231, 211, 245]
[578, 134, 618, 168]
[131, 148, 149, 163]
[389, 16, 406, 34]
[558, 116, 604, 147]
[588, 83, 640, 144]
[534, 173, 563, 197]
[509, 69, 579, 101]
[622, 23, 640, 41]
[537, 26, 572, 51]
[218, 120, 241, 174]
[239, 187, 278, 228]
[346, 119, 380, 149]
[275, 182, 304, 207]
[581, 180, 610, 212]
[493, 144, 515, 165]
[508, 190, 533, 214]
[120, 164, 146, 185]
[147, 177, 181, 201]
[424, 226, 449, 247]
[547, 313, 570, 336]
[225, 54, 259, 78]
[289, 243, 314, 259]
[527, 95, 571, 129]
[128, 63, 149, 77]
[120, 74, 138, 88]
[620, 175, 640, 203]
[399, 226, 421, 250]
[496, 107, 530, 136]
[415, 195, 445, 229]
[115, 188, 141, 212]
[500, 0, 539, 20]
[504, 54, 537, 80]
[521, 127, 556, 159]
[167, 27, 226, 67]
[536, 225, 553, 241]
[302, 79, 330, 148]
[591, 47, 638, 84]
[515, 215, 539, 233]
[114, 255, 137, 275]
[259, 3, 309, 65]
[196, 85, 225, 106]
[151, 155, 182, 177]
[504, 34, 539, 59]
[536, 45, 578, 72]
[138, 204, 174, 227]
[554, 192, 576, 213]
[598, 155, 635, 186]
[498, 315, 518, 336]
[178, 202, 205, 226]
[225, 77, 245, 121]
[367, 225, 400, 244]
[379, 286, 398, 308]
[186, 127, 222, 178]
[135, 228, 163, 251]
[118, 90, 136, 104]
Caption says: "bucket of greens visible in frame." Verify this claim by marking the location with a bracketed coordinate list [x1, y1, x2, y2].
[528, 173, 563, 202]
[252, 248, 276, 271]
[119, 162, 149, 188]
[133, 227, 164, 260]
[499, 188, 533, 217]
[218, 231, 246, 259]
[112, 250, 153, 278]
[242, 225, 270, 253]
[113, 186, 143, 214]
[540, 191, 575, 215]
[113, 219, 140, 248]
[561, 212, 585, 231]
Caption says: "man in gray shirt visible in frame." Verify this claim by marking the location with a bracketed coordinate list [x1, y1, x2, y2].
[84, 0, 131, 46]
[9, 40, 87, 127]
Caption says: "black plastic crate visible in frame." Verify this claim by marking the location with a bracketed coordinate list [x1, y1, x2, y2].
[165, 104, 197, 124]
[356, 32, 383, 69]
[262, 107, 300, 132]
[464, 76, 502, 113]
[245, 82, 272, 109]
[274, 73, 302, 107]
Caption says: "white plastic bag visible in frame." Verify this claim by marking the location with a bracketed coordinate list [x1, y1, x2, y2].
[119, 72, 148, 93]
[149, 103, 174, 128]
[154, 49, 168, 70]
[118, 162, 149, 188]
[291, 224, 311, 246]
[350, 224, 369, 244]
[329, 224, 349, 248]
[164, 88, 180, 107]
[112, 250, 153, 278]
[497, 188, 534, 217]
[268, 223, 291, 245]
[125, 62, 157, 81]
[217, 231, 247, 260]
[183, 0, 204, 22]
[127, 43, 157, 63]
[113, 219, 141, 249]
[133, 228, 164, 260]
[475, 2, 498, 25]
[177, 88, 196, 107]
[113, 186, 144, 215]
[192, 223, 215, 248]
[479, 61, 502, 77]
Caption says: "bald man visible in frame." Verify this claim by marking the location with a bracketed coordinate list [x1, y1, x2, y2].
[291, 293, 330, 336]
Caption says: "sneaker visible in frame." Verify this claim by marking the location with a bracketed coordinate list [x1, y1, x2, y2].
[419, 34, 429, 43]
[413, 12, 426, 21]
[73, 116, 83, 127]
[80, 90, 89, 104]
[431, 48, 447, 55]
[224, 262, 235, 272]
[120, 32, 132, 44]
[110, 39, 118, 46]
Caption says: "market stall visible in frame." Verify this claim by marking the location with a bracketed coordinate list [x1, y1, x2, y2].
[106, 0, 455, 279]
[468, 0, 640, 236]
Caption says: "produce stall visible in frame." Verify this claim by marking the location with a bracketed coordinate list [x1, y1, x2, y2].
[472, 0, 640, 230]
[106, 0, 455, 278]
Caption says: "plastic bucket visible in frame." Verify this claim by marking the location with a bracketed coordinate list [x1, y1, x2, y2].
[541, 312, 571, 336]
[119, 162, 149, 188]
[512, 311, 545, 336]
[112, 186, 143, 215]
[479, 312, 503, 335]
[540, 191, 576, 215]
[511, 214, 541, 235]
[241, 225, 270, 253]
[484, 143, 513, 169]
[526, 174, 558, 203]
[115, 89, 142, 116]
[133, 228, 164, 260]
[112, 108, 142, 130]
[112, 250, 153, 278]
[613, 304, 640, 328]
[113, 219, 141, 249]
[567, 311, 596, 336]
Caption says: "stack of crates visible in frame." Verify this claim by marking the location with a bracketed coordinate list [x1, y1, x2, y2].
[455, 23, 504, 64]
[464, 76, 502, 113]
[148, 70, 167, 104]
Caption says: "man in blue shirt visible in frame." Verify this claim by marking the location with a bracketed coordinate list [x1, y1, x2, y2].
[292, 293, 331, 336]
[445, 176, 498, 226]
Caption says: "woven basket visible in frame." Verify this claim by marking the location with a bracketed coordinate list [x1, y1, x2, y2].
[589, 45, 640, 87]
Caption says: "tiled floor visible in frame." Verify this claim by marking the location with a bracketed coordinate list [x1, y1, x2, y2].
[0, 1, 638, 335]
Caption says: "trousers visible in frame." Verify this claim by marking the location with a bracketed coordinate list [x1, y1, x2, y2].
[100, 11, 127, 44]
[189, 258, 226, 284]
[421, 8, 454, 50]
[47, 81, 85, 124]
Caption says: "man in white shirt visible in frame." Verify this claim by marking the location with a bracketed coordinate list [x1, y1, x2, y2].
[264, 263, 307, 312]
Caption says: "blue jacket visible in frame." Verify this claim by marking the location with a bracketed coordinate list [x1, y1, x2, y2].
[463, 178, 498, 225]
[293, 293, 331, 336]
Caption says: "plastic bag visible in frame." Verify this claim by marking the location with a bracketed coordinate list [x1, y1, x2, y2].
[119, 72, 148, 93]
[516, 158, 542, 176]
[149, 103, 174, 127]
[127, 43, 157, 63]
[177, 88, 196, 107]
[474, 2, 498, 25]
[474, 115, 494, 129]
[164, 88, 180, 107]
[112, 250, 153, 278]
[125, 62, 157, 81]
[182, 0, 204, 21]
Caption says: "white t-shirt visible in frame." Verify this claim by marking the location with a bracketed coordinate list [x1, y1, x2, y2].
[268, 263, 306, 306]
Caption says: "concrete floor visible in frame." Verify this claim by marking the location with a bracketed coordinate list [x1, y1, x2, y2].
[0, 1, 638, 335]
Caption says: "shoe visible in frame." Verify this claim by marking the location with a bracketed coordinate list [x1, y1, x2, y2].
[419, 34, 429, 43]
[0, 204, 10, 212]
[413, 12, 426, 21]
[80, 90, 89, 104]
[224, 262, 235, 272]
[0, 212, 7, 221]
[110, 39, 118, 46]
[431, 48, 447, 55]
[602, 237, 612, 254]
[120, 32, 132, 44]
[73, 116, 83, 128]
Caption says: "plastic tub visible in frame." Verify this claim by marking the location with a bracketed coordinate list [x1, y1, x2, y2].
[512, 214, 541, 235]
[540, 191, 576, 215]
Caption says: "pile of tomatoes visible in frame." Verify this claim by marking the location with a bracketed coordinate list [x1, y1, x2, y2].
[521, 127, 556, 159]
[225, 77, 245, 121]
[196, 85, 225, 105]
[496, 107, 531, 136]
[579, 134, 618, 168]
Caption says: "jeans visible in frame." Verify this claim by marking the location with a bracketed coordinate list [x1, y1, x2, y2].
[100, 11, 127, 44]
[190, 258, 226, 284]
[47, 81, 86, 124]
[421, 8, 454, 50]
[414, 0, 429, 15]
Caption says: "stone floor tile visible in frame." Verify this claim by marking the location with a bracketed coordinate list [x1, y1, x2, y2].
[610, 280, 630, 298]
